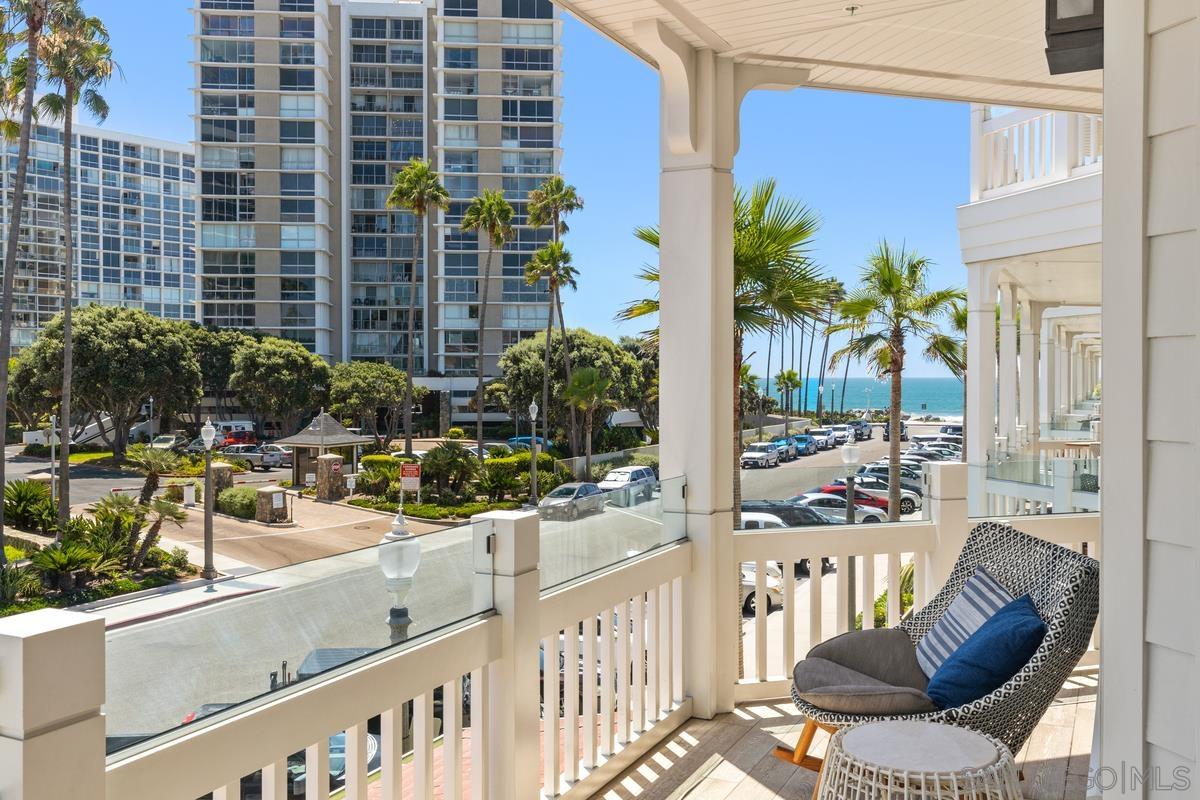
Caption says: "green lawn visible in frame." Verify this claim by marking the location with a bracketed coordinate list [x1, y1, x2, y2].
[69, 450, 114, 464]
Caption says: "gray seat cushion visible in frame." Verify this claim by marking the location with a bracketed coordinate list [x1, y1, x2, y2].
[794, 628, 936, 716]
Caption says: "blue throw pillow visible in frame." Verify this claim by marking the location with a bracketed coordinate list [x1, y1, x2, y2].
[916, 566, 1014, 678]
[926, 595, 1046, 710]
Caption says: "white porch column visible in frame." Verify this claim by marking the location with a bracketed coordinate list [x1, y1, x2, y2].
[1057, 330, 1070, 417]
[0, 610, 106, 799]
[1019, 300, 1041, 446]
[636, 21, 807, 718]
[966, 264, 998, 516]
[1040, 317, 1054, 438]
[997, 283, 1019, 450]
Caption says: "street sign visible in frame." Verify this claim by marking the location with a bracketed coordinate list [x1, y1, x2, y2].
[272, 492, 284, 509]
[332, 461, 342, 473]
[400, 463, 421, 492]
[304, 472, 316, 486]
[345, 475, 357, 490]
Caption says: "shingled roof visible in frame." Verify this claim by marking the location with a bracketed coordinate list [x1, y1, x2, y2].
[274, 411, 373, 449]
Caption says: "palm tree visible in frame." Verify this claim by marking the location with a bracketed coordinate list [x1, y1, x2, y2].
[0, 0, 51, 565]
[460, 189, 514, 464]
[775, 368, 801, 433]
[528, 177, 583, 453]
[618, 180, 826, 527]
[738, 362, 760, 448]
[387, 158, 449, 457]
[38, 6, 115, 529]
[943, 299, 968, 461]
[562, 367, 614, 477]
[130, 497, 187, 571]
[829, 241, 965, 520]
[524, 240, 578, 449]
[125, 445, 180, 506]
[815, 279, 844, 419]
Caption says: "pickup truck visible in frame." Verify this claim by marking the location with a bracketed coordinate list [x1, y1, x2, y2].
[221, 444, 282, 471]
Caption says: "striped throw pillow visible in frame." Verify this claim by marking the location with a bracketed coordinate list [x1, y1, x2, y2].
[916, 566, 1015, 679]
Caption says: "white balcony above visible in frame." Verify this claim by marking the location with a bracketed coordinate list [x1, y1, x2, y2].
[959, 106, 1102, 266]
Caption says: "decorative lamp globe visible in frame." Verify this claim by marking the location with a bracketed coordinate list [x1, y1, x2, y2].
[841, 442, 861, 468]
[201, 418, 217, 450]
[379, 509, 421, 615]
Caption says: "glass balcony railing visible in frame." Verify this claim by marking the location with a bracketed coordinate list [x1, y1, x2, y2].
[103, 519, 492, 756]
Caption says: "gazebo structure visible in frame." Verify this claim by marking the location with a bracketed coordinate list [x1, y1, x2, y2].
[274, 411, 372, 488]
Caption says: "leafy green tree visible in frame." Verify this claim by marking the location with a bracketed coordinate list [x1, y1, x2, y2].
[387, 158, 449, 455]
[8, 354, 52, 430]
[525, 240, 580, 451]
[498, 329, 641, 447]
[461, 189, 514, 463]
[829, 241, 964, 520]
[563, 367, 616, 477]
[230, 336, 330, 437]
[187, 325, 256, 420]
[329, 360, 410, 450]
[619, 336, 658, 439]
[21, 306, 202, 463]
[38, 4, 116, 528]
[528, 177, 584, 451]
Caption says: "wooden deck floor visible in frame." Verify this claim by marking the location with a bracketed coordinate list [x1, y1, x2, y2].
[597, 668, 1098, 800]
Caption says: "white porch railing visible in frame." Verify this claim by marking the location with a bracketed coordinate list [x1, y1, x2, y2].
[971, 106, 1104, 201]
[0, 465, 1100, 800]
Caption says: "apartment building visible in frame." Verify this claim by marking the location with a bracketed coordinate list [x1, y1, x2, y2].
[192, 0, 562, 423]
[2, 124, 198, 348]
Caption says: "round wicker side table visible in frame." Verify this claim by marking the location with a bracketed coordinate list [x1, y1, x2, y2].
[815, 720, 1022, 800]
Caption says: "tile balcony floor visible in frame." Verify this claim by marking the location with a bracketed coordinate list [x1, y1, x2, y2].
[597, 668, 1098, 800]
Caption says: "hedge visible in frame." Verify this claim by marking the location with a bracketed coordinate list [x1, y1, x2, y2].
[347, 497, 521, 520]
[217, 486, 258, 519]
[359, 453, 400, 473]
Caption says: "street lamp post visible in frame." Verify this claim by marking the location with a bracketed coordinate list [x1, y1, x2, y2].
[528, 400, 539, 505]
[148, 396, 154, 439]
[379, 509, 421, 643]
[201, 418, 217, 580]
[48, 414, 57, 507]
[841, 441, 861, 630]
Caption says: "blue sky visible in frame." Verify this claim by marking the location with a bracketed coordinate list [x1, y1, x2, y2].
[88, 0, 968, 378]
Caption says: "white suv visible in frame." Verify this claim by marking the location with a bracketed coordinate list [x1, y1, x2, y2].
[597, 466, 657, 504]
[740, 442, 781, 469]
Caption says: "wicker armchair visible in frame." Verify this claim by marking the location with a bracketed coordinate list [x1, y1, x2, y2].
[775, 521, 1100, 772]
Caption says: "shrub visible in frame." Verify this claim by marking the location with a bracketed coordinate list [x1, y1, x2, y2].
[445, 427, 466, 439]
[163, 480, 202, 503]
[0, 565, 42, 603]
[360, 454, 400, 473]
[217, 486, 258, 520]
[4, 480, 51, 531]
[30, 543, 101, 592]
[168, 547, 191, 571]
[478, 462, 519, 501]
[22, 443, 50, 457]
[487, 450, 555, 475]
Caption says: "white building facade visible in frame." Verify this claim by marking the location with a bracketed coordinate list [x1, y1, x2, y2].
[2, 123, 198, 348]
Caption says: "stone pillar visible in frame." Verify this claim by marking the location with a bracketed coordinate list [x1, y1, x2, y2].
[997, 283, 1019, 450]
[211, 462, 234, 499]
[255, 486, 291, 523]
[966, 263, 998, 516]
[0, 609, 105, 799]
[316, 453, 345, 502]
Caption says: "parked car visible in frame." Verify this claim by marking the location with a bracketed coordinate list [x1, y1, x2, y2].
[832, 476, 922, 515]
[816, 482, 890, 511]
[790, 493, 885, 524]
[940, 423, 963, 436]
[740, 442, 780, 469]
[740, 560, 785, 615]
[291, 731, 384, 797]
[741, 500, 834, 528]
[221, 444, 282, 471]
[391, 449, 428, 461]
[185, 437, 209, 454]
[857, 462, 925, 495]
[905, 447, 951, 461]
[882, 421, 908, 441]
[538, 482, 606, 521]
[259, 443, 293, 467]
[791, 434, 819, 456]
[917, 444, 961, 460]
[222, 429, 257, 447]
[849, 419, 874, 440]
[507, 435, 549, 451]
[808, 428, 837, 449]
[598, 466, 657, 503]
[150, 433, 187, 451]
[770, 436, 798, 461]
[830, 424, 853, 444]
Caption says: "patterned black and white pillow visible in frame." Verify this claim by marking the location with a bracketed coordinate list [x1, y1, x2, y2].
[916, 566, 1014, 679]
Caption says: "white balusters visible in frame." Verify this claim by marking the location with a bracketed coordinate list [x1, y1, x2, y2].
[600, 608, 614, 757]
[563, 630, 579, 783]
[470, 665, 488, 800]
[582, 616, 598, 768]
[886, 552, 902, 627]
[782, 560, 796, 676]
[381, 706, 405, 800]
[305, 737, 330, 800]
[542, 633, 561, 797]
[861, 554, 876, 630]
[754, 560, 768, 681]
[261, 761, 287, 800]
[344, 723, 369, 800]
[807, 554, 823, 652]
[835, 556, 851, 636]
[444, 677, 464, 800]
[632, 594, 646, 734]
[615, 600, 630, 746]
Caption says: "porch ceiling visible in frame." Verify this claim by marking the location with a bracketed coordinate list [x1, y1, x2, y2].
[557, 0, 1103, 113]
[998, 244, 1101, 305]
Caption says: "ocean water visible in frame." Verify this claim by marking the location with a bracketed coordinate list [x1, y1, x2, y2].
[761, 376, 965, 418]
